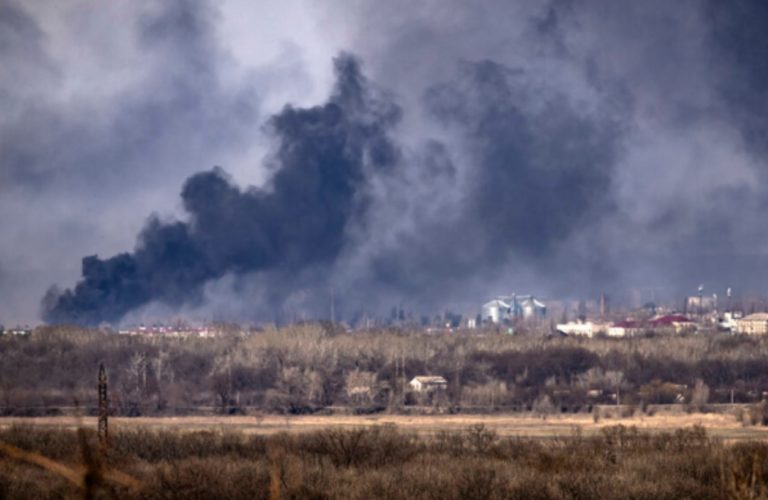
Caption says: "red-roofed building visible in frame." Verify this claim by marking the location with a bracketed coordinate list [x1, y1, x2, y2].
[608, 320, 644, 337]
[650, 314, 695, 334]
[607, 314, 695, 337]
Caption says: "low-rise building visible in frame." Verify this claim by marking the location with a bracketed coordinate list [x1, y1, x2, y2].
[736, 313, 768, 335]
[408, 376, 448, 393]
[556, 321, 609, 338]
[117, 324, 219, 338]
[608, 320, 644, 338]
[649, 314, 695, 334]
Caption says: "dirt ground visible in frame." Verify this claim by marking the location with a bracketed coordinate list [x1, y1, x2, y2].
[2, 412, 768, 441]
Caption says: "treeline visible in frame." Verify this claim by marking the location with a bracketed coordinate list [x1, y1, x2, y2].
[2, 325, 768, 415]
[1, 424, 767, 498]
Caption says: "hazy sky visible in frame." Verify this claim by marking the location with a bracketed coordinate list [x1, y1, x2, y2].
[2, 0, 768, 325]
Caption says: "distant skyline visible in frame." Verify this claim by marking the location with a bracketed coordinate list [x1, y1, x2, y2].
[3, 1, 768, 325]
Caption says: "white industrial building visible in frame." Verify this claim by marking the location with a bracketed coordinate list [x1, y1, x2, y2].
[481, 294, 546, 324]
[481, 298, 511, 324]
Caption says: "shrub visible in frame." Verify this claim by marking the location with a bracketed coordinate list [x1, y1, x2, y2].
[0, 425, 755, 499]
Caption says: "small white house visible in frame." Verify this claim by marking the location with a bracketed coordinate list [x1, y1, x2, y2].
[408, 376, 448, 393]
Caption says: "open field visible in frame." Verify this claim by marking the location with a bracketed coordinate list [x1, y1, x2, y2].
[3, 418, 768, 498]
[3, 412, 768, 441]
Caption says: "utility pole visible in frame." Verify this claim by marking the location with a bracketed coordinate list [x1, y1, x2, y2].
[393, 357, 399, 408]
[98, 363, 108, 451]
[401, 352, 406, 407]
[330, 287, 335, 324]
[599, 292, 606, 320]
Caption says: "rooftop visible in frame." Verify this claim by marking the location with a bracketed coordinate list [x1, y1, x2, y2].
[411, 376, 448, 384]
[650, 314, 692, 326]
[740, 313, 768, 321]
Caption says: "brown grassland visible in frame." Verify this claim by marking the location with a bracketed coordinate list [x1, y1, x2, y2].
[2, 412, 768, 440]
[2, 415, 768, 498]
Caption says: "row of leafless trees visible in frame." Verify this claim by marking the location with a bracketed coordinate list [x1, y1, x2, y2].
[2, 324, 768, 415]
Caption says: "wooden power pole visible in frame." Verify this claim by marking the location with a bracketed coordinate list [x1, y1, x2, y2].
[98, 363, 108, 450]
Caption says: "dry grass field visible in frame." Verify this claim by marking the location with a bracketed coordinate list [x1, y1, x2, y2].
[3, 411, 768, 441]
[4, 414, 768, 498]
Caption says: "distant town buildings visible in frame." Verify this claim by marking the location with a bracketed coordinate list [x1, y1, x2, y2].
[556, 314, 695, 338]
[10, 284, 768, 339]
[117, 324, 224, 338]
[0, 326, 32, 336]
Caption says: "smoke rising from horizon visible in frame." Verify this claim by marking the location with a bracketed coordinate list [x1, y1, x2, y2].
[2, 0, 768, 325]
[43, 54, 401, 325]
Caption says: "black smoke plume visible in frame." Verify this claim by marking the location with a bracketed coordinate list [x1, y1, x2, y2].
[33, 0, 768, 326]
[425, 60, 621, 258]
[349, 58, 623, 312]
[43, 54, 400, 326]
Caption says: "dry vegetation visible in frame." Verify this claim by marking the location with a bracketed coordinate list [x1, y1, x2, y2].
[3, 325, 768, 418]
[5, 326, 768, 497]
[3, 412, 768, 441]
[2, 424, 768, 499]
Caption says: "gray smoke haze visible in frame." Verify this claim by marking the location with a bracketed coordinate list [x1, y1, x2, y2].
[332, 0, 768, 308]
[2, 0, 768, 324]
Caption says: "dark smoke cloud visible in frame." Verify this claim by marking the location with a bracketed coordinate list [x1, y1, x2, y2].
[323, 0, 768, 308]
[336, 57, 624, 315]
[43, 54, 400, 325]
[1, 0, 259, 189]
[0, 0, 318, 323]
[9, 0, 768, 324]
[705, 1, 768, 157]
[424, 60, 621, 257]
